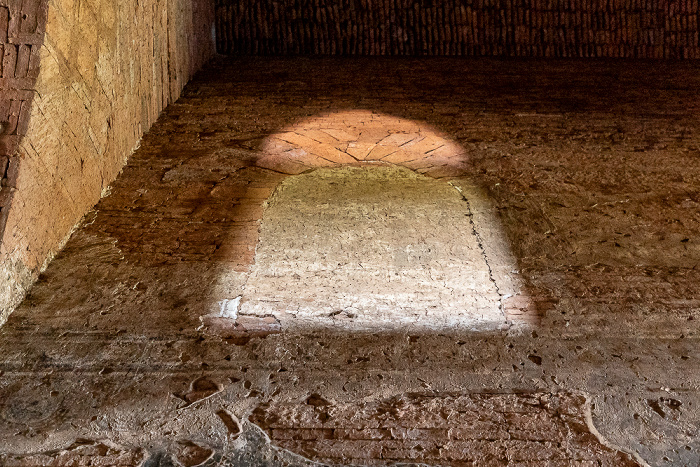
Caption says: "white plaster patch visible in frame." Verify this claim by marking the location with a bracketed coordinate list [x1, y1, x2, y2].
[218, 296, 241, 319]
[239, 166, 520, 332]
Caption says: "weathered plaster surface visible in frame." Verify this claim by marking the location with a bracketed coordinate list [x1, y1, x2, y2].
[242, 166, 513, 332]
[0, 58, 699, 465]
[0, 0, 215, 322]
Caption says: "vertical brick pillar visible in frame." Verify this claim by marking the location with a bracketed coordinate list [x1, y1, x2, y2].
[0, 0, 47, 238]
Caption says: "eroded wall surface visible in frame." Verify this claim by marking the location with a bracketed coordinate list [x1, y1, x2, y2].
[240, 166, 509, 332]
[0, 0, 215, 321]
[1, 58, 698, 465]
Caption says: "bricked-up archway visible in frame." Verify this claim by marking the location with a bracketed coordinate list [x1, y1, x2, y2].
[213, 110, 536, 329]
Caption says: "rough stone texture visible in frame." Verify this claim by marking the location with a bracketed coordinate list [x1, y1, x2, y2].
[251, 392, 640, 465]
[0, 57, 699, 465]
[216, 0, 700, 58]
[241, 110, 535, 326]
[0, 0, 216, 323]
[241, 166, 513, 332]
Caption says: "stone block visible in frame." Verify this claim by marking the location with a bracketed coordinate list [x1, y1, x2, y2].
[0, 135, 19, 156]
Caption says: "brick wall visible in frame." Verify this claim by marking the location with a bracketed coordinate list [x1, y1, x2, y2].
[0, 0, 215, 321]
[216, 0, 700, 58]
[251, 392, 640, 465]
[0, 0, 46, 241]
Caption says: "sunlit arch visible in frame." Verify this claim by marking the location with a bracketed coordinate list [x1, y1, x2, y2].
[256, 110, 469, 179]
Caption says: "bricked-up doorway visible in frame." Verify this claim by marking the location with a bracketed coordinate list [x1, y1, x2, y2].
[240, 165, 510, 331]
[225, 111, 536, 330]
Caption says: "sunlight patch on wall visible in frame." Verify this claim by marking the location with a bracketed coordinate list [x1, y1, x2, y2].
[239, 165, 526, 332]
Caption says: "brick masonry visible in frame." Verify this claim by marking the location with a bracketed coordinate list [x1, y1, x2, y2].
[0, 57, 698, 465]
[250, 392, 640, 465]
[0, 0, 216, 320]
[0, 0, 47, 237]
[0, 391, 641, 466]
[215, 0, 700, 58]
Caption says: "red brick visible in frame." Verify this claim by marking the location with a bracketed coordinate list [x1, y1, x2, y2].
[5, 99, 21, 134]
[422, 164, 467, 179]
[307, 145, 357, 164]
[448, 425, 510, 441]
[0, 201, 10, 235]
[292, 439, 385, 460]
[0, 99, 9, 121]
[382, 441, 442, 460]
[365, 144, 400, 160]
[389, 427, 448, 440]
[19, 0, 41, 35]
[256, 154, 310, 175]
[26, 43, 40, 78]
[332, 428, 392, 440]
[2, 44, 17, 79]
[504, 440, 568, 462]
[16, 99, 30, 135]
[0, 136, 19, 157]
[439, 439, 507, 461]
[14, 44, 30, 78]
[211, 244, 255, 264]
[0, 186, 15, 206]
[6, 1, 19, 39]
[505, 412, 564, 441]
[0, 86, 32, 99]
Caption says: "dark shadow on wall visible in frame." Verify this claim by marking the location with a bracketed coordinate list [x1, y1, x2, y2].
[214, 0, 700, 59]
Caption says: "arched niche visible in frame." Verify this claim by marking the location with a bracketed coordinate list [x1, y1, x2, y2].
[222, 110, 535, 332]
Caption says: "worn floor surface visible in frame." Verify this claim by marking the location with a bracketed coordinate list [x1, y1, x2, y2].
[1, 57, 700, 466]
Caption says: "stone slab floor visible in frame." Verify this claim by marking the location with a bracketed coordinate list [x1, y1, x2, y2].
[2, 57, 700, 466]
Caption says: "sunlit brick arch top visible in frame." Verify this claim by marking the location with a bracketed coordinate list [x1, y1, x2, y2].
[255, 110, 467, 178]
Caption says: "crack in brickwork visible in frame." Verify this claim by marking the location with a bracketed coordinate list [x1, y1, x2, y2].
[451, 183, 510, 326]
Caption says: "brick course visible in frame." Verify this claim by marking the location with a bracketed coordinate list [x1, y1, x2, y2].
[251, 392, 640, 465]
[215, 0, 700, 58]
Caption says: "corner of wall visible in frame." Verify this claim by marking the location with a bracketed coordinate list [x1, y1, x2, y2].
[0, 0, 216, 324]
[0, 256, 32, 326]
